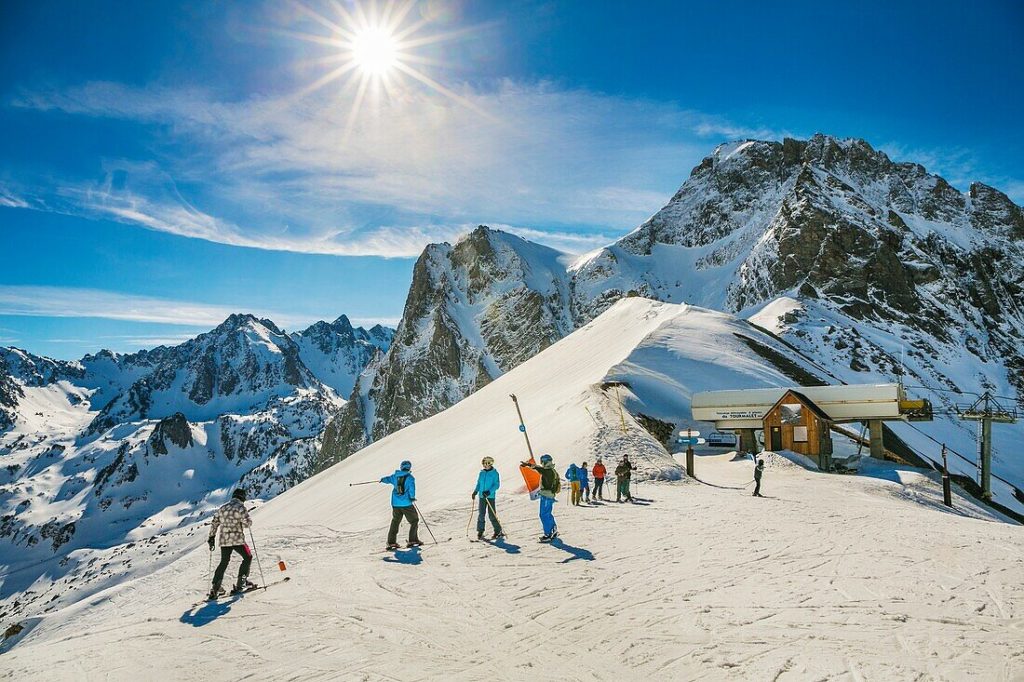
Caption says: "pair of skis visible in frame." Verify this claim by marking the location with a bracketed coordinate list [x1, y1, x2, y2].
[193, 576, 291, 607]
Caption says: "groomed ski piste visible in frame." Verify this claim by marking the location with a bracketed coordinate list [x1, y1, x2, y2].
[2, 299, 1022, 680]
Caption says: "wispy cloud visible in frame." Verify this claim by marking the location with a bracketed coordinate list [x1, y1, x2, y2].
[0, 285, 330, 329]
[10, 79, 782, 256]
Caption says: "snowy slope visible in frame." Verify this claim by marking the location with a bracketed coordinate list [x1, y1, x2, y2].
[2, 298, 1021, 680]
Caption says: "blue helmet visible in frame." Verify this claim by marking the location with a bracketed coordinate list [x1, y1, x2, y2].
[539, 454, 552, 464]
[400, 460, 412, 471]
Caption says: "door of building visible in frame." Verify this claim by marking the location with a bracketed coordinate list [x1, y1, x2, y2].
[770, 426, 782, 451]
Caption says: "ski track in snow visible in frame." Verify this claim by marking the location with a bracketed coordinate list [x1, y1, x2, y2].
[2, 454, 1023, 681]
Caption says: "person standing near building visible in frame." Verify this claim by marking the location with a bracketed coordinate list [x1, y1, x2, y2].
[592, 458, 607, 500]
[753, 458, 765, 497]
[380, 460, 422, 550]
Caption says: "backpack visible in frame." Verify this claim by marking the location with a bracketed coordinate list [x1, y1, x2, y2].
[396, 474, 408, 496]
[551, 474, 561, 496]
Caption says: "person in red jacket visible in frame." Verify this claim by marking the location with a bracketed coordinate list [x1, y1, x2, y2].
[592, 458, 608, 501]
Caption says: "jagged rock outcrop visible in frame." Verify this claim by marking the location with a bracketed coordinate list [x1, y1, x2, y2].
[319, 226, 573, 467]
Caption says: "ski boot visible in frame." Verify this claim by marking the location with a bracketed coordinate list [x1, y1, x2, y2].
[231, 580, 258, 595]
[207, 586, 225, 601]
[539, 534, 553, 543]
[406, 540, 424, 548]
[491, 531, 505, 540]
[386, 542, 401, 551]
[477, 530, 485, 540]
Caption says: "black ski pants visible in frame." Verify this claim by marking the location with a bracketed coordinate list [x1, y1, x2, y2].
[593, 478, 605, 498]
[476, 496, 503, 535]
[213, 544, 252, 589]
[754, 477, 762, 496]
[387, 505, 421, 545]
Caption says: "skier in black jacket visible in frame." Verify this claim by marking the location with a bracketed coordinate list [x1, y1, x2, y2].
[753, 458, 765, 497]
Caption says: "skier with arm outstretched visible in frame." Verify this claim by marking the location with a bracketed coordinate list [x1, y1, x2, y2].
[207, 488, 256, 600]
[472, 456, 504, 540]
[523, 454, 561, 541]
[381, 460, 422, 550]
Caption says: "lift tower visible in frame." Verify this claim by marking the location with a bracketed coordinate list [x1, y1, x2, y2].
[958, 392, 1018, 499]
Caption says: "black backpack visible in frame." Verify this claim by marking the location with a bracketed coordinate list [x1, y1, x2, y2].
[396, 474, 408, 496]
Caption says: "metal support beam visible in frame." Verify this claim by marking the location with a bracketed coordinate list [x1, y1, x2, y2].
[981, 418, 992, 499]
[868, 419, 885, 460]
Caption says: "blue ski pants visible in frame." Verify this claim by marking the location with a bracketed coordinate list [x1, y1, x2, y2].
[539, 495, 557, 535]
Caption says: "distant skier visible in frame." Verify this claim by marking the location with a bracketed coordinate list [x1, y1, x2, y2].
[615, 455, 634, 503]
[753, 458, 765, 497]
[207, 488, 256, 600]
[592, 458, 607, 500]
[579, 462, 591, 503]
[522, 454, 561, 541]
[380, 460, 422, 550]
[565, 462, 581, 506]
[472, 456, 504, 540]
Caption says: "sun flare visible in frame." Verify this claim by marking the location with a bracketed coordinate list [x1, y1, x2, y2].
[351, 26, 399, 76]
[285, 1, 488, 132]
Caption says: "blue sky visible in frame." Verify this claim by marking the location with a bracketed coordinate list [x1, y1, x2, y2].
[1, 0, 1021, 359]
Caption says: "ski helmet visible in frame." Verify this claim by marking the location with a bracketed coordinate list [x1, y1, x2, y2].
[482, 456, 495, 468]
[400, 460, 412, 471]
[540, 454, 552, 464]
[231, 488, 247, 502]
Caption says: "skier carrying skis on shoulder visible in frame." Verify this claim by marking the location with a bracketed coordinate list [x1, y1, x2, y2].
[753, 458, 765, 497]
[615, 455, 634, 503]
[522, 454, 561, 542]
[592, 458, 607, 500]
[472, 456, 504, 540]
[207, 488, 256, 600]
[565, 462, 581, 506]
[380, 460, 422, 550]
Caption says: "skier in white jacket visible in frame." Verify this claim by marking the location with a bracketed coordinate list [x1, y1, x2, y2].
[207, 488, 255, 600]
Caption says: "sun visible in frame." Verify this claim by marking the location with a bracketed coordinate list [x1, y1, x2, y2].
[351, 26, 399, 76]
[284, 1, 489, 131]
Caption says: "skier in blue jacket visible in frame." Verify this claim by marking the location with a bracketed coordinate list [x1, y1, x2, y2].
[565, 463, 582, 505]
[579, 462, 591, 503]
[471, 456, 504, 540]
[380, 460, 421, 550]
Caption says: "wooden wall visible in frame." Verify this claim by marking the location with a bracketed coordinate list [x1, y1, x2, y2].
[762, 392, 833, 467]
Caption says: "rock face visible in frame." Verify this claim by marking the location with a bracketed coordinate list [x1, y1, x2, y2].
[0, 313, 392, 569]
[319, 226, 573, 467]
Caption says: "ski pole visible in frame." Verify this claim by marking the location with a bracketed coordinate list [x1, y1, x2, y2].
[248, 528, 267, 589]
[483, 496, 508, 538]
[466, 499, 476, 537]
[413, 503, 439, 545]
[349, 481, 378, 486]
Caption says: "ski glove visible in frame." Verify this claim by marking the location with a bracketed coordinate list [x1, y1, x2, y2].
[472, 491, 477, 499]
[207, 536, 215, 551]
